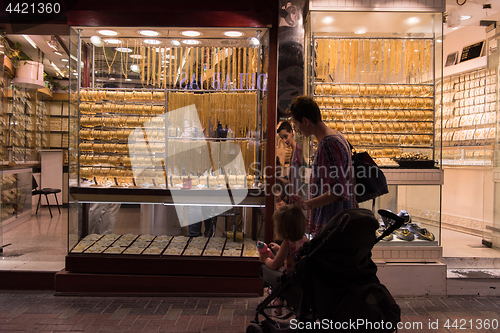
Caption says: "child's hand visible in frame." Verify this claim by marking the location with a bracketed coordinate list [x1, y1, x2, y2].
[259, 250, 269, 263]
[268, 242, 280, 252]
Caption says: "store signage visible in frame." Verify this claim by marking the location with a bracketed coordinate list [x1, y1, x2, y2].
[178, 72, 268, 91]
[460, 41, 485, 63]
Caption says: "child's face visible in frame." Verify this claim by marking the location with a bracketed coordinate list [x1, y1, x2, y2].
[278, 129, 294, 147]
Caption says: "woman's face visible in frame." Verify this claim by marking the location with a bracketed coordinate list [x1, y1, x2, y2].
[278, 129, 294, 147]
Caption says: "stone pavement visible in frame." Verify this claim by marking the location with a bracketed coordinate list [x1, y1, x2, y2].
[1, 291, 500, 332]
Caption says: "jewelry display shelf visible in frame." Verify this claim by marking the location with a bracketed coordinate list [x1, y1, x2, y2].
[382, 168, 443, 185]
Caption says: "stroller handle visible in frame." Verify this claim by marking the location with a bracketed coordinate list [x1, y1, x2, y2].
[375, 209, 406, 245]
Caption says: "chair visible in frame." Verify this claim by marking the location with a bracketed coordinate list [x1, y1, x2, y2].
[32, 176, 61, 218]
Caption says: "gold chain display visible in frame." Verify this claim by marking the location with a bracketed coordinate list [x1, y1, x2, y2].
[313, 37, 435, 165]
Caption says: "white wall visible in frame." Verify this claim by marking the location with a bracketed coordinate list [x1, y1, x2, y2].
[442, 26, 488, 76]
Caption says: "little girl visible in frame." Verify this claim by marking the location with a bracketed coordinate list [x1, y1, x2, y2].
[260, 204, 308, 273]
[259, 204, 308, 316]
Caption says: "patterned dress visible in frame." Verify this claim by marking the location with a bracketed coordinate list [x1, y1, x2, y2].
[307, 133, 358, 234]
[289, 142, 303, 195]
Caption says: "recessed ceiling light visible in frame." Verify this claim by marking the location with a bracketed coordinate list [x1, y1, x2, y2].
[54, 51, 62, 56]
[98, 30, 118, 36]
[129, 54, 143, 59]
[354, 28, 367, 34]
[130, 64, 140, 72]
[181, 30, 201, 37]
[436, 39, 442, 43]
[461, 15, 471, 21]
[144, 39, 161, 45]
[224, 31, 243, 37]
[109, 77, 116, 80]
[171, 40, 181, 46]
[61, 58, 69, 62]
[104, 39, 122, 44]
[322, 16, 334, 24]
[452, 27, 459, 30]
[405, 17, 420, 25]
[115, 47, 133, 52]
[126, 78, 132, 81]
[22, 35, 37, 48]
[182, 39, 200, 45]
[139, 30, 159, 37]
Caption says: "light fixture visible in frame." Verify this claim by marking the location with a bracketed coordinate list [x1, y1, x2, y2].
[224, 31, 243, 37]
[130, 64, 140, 73]
[181, 30, 201, 37]
[98, 30, 118, 36]
[61, 58, 69, 62]
[248, 37, 260, 47]
[22, 35, 37, 49]
[51, 62, 65, 77]
[461, 15, 471, 21]
[115, 47, 133, 52]
[171, 40, 181, 46]
[126, 78, 132, 81]
[144, 39, 161, 45]
[322, 16, 334, 24]
[436, 39, 442, 43]
[405, 17, 420, 25]
[182, 39, 200, 45]
[90, 36, 103, 47]
[54, 51, 62, 56]
[104, 39, 122, 44]
[354, 28, 367, 35]
[109, 77, 116, 80]
[139, 30, 159, 37]
[129, 54, 143, 59]
[452, 27, 459, 30]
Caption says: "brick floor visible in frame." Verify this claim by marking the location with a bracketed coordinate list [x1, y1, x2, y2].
[1, 291, 500, 332]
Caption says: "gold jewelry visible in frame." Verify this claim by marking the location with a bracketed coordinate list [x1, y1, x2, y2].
[103, 45, 119, 74]
[120, 40, 129, 79]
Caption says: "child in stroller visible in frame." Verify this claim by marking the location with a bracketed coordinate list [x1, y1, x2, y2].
[259, 204, 309, 316]
[248, 208, 403, 333]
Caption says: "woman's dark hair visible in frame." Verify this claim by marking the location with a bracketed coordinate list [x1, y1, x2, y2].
[289, 95, 321, 124]
[277, 121, 293, 134]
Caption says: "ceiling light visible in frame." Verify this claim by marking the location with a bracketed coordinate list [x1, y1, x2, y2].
[224, 31, 243, 37]
[354, 28, 367, 34]
[61, 58, 69, 62]
[115, 47, 133, 52]
[171, 40, 181, 46]
[452, 27, 459, 30]
[109, 77, 116, 80]
[181, 30, 201, 37]
[405, 17, 420, 25]
[182, 40, 200, 45]
[461, 15, 471, 20]
[322, 16, 334, 24]
[436, 39, 442, 43]
[51, 62, 65, 77]
[129, 54, 143, 59]
[104, 39, 121, 44]
[98, 30, 118, 36]
[144, 39, 161, 45]
[126, 78, 132, 81]
[54, 51, 62, 56]
[22, 35, 37, 49]
[90, 36, 103, 47]
[139, 30, 159, 37]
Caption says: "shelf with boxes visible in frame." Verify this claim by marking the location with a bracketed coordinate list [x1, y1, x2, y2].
[436, 67, 496, 166]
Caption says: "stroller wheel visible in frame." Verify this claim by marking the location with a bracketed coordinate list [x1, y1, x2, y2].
[246, 323, 264, 333]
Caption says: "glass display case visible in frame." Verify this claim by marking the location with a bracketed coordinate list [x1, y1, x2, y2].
[305, 10, 443, 253]
[65, 23, 275, 292]
[436, 68, 495, 166]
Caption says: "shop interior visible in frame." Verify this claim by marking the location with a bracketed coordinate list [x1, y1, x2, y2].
[2, 1, 500, 273]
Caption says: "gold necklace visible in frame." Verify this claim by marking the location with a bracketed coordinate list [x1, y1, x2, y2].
[103, 45, 119, 74]
[120, 40, 130, 79]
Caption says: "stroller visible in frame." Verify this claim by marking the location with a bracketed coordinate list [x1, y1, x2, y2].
[247, 208, 404, 333]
